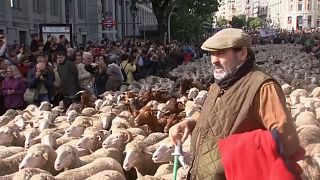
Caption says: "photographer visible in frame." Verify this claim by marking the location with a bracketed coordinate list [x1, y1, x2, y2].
[27, 61, 54, 105]
[84, 60, 108, 96]
[0, 35, 7, 58]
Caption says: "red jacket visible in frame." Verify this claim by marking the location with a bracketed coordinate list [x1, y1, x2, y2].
[218, 129, 304, 180]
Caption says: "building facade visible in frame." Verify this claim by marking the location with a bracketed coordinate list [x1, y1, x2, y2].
[0, 0, 158, 46]
[282, 0, 320, 30]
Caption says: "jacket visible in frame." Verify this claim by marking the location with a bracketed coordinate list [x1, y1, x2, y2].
[188, 64, 299, 180]
[57, 59, 80, 96]
[77, 63, 93, 89]
[1, 77, 26, 109]
[121, 60, 136, 84]
[218, 129, 303, 180]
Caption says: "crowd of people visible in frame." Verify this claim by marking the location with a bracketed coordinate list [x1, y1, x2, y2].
[0, 33, 201, 114]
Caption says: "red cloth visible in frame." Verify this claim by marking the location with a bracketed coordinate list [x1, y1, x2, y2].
[218, 129, 304, 180]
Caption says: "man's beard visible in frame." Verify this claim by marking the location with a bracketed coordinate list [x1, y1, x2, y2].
[212, 59, 244, 81]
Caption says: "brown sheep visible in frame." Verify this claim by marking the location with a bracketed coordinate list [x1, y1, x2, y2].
[134, 107, 165, 133]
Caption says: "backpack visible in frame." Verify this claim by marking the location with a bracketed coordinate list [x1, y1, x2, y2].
[121, 63, 129, 82]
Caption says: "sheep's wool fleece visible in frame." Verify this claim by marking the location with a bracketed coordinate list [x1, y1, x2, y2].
[189, 65, 274, 180]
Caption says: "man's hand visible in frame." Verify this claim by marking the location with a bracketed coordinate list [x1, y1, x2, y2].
[169, 118, 196, 146]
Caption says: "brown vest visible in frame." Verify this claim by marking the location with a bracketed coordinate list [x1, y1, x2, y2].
[188, 65, 274, 180]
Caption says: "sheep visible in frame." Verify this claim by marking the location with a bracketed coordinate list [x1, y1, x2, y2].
[295, 111, 320, 127]
[153, 163, 173, 177]
[184, 101, 200, 118]
[12, 168, 52, 180]
[102, 130, 134, 150]
[3, 109, 19, 118]
[76, 128, 110, 153]
[100, 112, 116, 130]
[66, 110, 78, 122]
[64, 116, 93, 137]
[32, 129, 61, 149]
[39, 101, 53, 112]
[134, 106, 166, 133]
[0, 116, 12, 127]
[163, 114, 182, 133]
[0, 151, 27, 176]
[296, 125, 320, 148]
[30, 173, 56, 180]
[0, 125, 22, 147]
[84, 170, 126, 180]
[187, 87, 199, 100]
[311, 87, 320, 98]
[290, 89, 308, 105]
[194, 90, 208, 107]
[55, 157, 124, 180]
[81, 107, 97, 116]
[144, 132, 168, 147]
[0, 146, 25, 159]
[19, 144, 58, 175]
[281, 83, 294, 95]
[123, 139, 163, 178]
[79, 148, 123, 165]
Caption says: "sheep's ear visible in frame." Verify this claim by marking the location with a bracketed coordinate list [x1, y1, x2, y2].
[43, 152, 49, 160]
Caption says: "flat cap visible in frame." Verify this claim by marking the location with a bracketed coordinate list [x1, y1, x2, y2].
[201, 28, 252, 52]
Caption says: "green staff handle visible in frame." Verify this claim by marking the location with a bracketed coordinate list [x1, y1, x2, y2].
[172, 145, 182, 180]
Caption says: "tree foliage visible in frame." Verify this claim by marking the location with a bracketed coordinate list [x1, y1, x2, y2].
[230, 15, 246, 28]
[138, 0, 220, 43]
[248, 17, 263, 29]
[218, 18, 228, 26]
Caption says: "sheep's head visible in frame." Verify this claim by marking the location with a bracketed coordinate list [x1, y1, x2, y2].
[101, 113, 116, 130]
[0, 126, 18, 146]
[19, 144, 54, 169]
[65, 124, 86, 137]
[134, 107, 157, 126]
[54, 145, 78, 171]
[39, 101, 53, 111]
[76, 132, 104, 151]
[152, 144, 174, 163]
[24, 128, 40, 148]
[102, 130, 133, 149]
[66, 110, 78, 122]
[123, 140, 151, 171]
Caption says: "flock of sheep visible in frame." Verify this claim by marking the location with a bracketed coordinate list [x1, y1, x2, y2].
[0, 44, 319, 180]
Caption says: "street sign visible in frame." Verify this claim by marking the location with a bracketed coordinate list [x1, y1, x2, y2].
[102, 19, 116, 28]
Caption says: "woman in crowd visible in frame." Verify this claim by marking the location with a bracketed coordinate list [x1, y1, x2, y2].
[105, 55, 123, 91]
[1, 65, 26, 110]
[121, 54, 136, 84]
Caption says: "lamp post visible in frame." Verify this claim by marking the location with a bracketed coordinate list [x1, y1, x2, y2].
[130, 0, 138, 41]
[168, 5, 176, 44]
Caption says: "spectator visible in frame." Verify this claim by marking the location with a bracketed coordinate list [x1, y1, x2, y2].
[56, 35, 67, 54]
[0, 58, 6, 114]
[78, 52, 94, 90]
[0, 35, 7, 58]
[30, 33, 42, 57]
[43, 35, 58, 63]
[17, 55, 31, 80]
[105, 55, 123, 91]
[27, 61, 55, 104]
[1, 65, 26, 110]
[121, 54, 136, 84]
[74, 51, 83, 65]
[56, 51, 80, 97]
[84, 60, 108, 95]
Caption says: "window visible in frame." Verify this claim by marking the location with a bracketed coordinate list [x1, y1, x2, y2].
[308, 15, 312, 28]
[307, 4, 311, 10]
[33, 0, 41, 13]
[50, 0, 58, 16]
[288, 17, 292, 24]
[10, 0, 20, 9]
[318, 4, 320, 11]
[78, 0, 86, 20]
[290, 5, 293, 11]
[298, 3, 303, 11]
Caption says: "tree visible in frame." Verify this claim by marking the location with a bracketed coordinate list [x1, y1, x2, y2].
[217, 18, 228, 26]
[230, 14, 246, 28]
[138, 0, 220, 43]
[248, 17, 263, 29]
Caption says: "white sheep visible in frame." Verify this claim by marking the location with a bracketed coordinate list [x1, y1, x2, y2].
[310, 87, 320, 98]
[19, 144, 58, 175]
[290, 89, 308, 105]
[76, 129, 110, 153]
[295, 111, 320, 128]
[30, 173, 55, 180]
[0, 116, 11, 127]
[187, 87, 199, 100]
[55, 157, 124, 180]
[0, 151, 27, 176]
[144, 132, 168, 147]
[281, 83, 294, 95]
[296, 125, 320, 148]
[55, 144, 123, 172]
[102, 130, 134, 150]
[153, 163, 173, 177]
[184, 101, 200, 118]
[84, 170, 126, 180]
[0, 146, 25, 159]
[66, 110, 78, 122]
[12, 168, 52, 180]
[0, 125, 21, 146]
[194, 90, 208, 107]
[123, 139, 162, 178]
[39, 101, 53, 112]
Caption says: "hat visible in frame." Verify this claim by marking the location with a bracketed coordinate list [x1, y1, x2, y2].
[201, 28, 252, 52]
